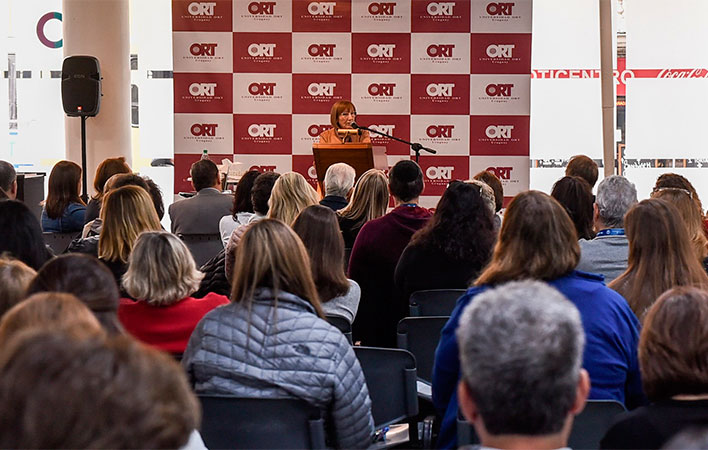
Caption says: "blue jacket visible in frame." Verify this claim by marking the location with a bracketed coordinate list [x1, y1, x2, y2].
[41, 203, 86, 233]
[432, 271, 644, 449]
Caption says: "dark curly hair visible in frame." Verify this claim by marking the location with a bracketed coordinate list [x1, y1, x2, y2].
[410, 181, 496, 264]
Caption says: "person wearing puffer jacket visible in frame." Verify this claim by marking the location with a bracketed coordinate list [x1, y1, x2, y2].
[182, 219, 374, 449]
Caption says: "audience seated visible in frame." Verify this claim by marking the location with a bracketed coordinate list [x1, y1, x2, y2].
[394, 181, 496, 317]
[433, 190, 643, 449]
[551, 175, 595, 240]
[0, 160, 17, 200]
[26, 254, 124, 335]
[337, 168, 389, 248]
[0, 330, 201, 448]
[472, 170, 504, 228]
[119, 231, 228, 353]
[41, 160, 86, 233]
[349, 160, 432, 347]
[457, 280, 589, 450]
[609, 199, 708, 320]
[0, 200, 52, 270]
[601, 287, 708, 449]
[169, 159, 231, 235]
[576, 175, 637, 283]
[320, 163, 355, 211]
[219, 169, 260, 247]
[292, 205, 360, 324]
[0, 258, 36, 318]
[84, 156, 131, 224]
[566, 154, 599, 189]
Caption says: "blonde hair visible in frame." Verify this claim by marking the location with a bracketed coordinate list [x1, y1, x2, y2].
[337, 169, 389, 227]
[123, 232, 204, 305]
[0, 258, 36, 318]
[98, 186, 162, 263]
[267, 172, 319, 226]
[652, 188, 708, 261]
[466, 179, 496, 215]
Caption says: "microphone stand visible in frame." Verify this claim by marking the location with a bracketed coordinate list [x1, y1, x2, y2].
[352, 123, 437, 163]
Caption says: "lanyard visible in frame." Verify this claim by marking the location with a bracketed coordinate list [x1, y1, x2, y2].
[400, 203, 418, 208]
[596, 228, 625, 237]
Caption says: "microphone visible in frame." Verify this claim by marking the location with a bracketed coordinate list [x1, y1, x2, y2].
[351, 122, 360, 129]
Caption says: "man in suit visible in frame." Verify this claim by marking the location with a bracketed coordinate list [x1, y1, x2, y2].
[169, 159, 231, 235]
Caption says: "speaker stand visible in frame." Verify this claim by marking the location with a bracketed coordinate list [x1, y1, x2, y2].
[80, 116, 88, 203]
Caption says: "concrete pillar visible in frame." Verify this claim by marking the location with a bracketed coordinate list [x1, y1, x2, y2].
[62, 0, 131, 194]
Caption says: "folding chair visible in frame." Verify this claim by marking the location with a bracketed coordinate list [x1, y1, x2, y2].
[325, 315, 353, 345]
[396, 316, 449, 384]
[42, 232, 80, 255]
[178, 233, 223, 268]
[409, 289, 466, 317]
[568, 399, 626, 450]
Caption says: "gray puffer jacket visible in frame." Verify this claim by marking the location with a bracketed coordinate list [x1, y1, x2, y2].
[182, 288, 374, 449]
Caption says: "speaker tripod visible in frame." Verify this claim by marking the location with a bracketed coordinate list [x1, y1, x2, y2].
[80, 116, 88, 203]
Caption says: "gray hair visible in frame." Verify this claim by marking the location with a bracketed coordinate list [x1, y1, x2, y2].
[596, 175, 637, 227]
[324, 163, 356, 197]
[0, 161, 16, 193]
[456, 280, 585, 436]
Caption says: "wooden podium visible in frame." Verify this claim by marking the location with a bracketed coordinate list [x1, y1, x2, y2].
[312, 143, 387, 190]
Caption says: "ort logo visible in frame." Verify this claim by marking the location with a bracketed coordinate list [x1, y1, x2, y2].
[248, 124, 277, 138]
[190, 123, 218, 137]
[188, 2, 216, 15]
[486, 2, 515, 15]
[426, 125, 454, 138]
[485, 125, 514, 139]
[190, 43, 217, 56]
[368, 83, 396, 96]
[486, 166, 513, 180]
[427, 2, 455, 16]
[308, 44, 336, 57]
[368, 2, 396, 15]
[248, 82, 276, 96]
[486, 83, 513, 97]
[369, 124, 395, 136]
[250, 165, 277, 172]
[248, 43, 276, 57]
[307, 165, 318, 178]
[189, 83, 217, 96]
[427, 44, 455, 58]
[367, 44, 396, 58]
[308, 124, 331, 137]
[308, 2, 336, 15]
[426, 166, 454, 180]
[426, 83, 454, 97]
[248, 2, 275, 14]
[486, 44, 515, 58]
[307, 83, 336, 97]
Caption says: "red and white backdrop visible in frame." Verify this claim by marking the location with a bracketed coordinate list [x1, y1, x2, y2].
[172, 0, 532, 207]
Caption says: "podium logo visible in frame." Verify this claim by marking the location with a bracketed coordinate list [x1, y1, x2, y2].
[308, 124, 331, 137]
[308, 44, 336, 57]
[188, 2, 216, 15]
[486, 44, 515, 58]
[426, 83, 455, 97]
[486, 166, 513, 180]
[427, 2, 455, 16]
[367, 44, 396, 58]
[248, 2, 276, 14]
[368, 2, 396, 15]
[485, 125, 514, 139]
[426, 125, 454, 138]
[248, 124, 277, 137]
[308, 2, 336, 15]
[485, 83, 513, 97]
[307, 165, 318, 178]
[189, 83, 217, 96]
[248, 43, 276, 57]
[191, 123, 218, 137]
[426, 166, 454, 180]
[427, 44, 455, 58]
[369, 124, 395, 136]
[486, 2, 515, 15]
[250, 165, 277, 172]
[308, 83, 336, 96]
[368, 83, 396, 96]
[190, 43, 218, 56]
[248, 82, 276, 96]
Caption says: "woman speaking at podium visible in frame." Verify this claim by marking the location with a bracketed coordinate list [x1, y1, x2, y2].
[318, 100, 371, 144]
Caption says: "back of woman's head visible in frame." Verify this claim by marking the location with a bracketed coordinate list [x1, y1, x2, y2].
[233, 170, 260, 216]
[123, 231, 203, 306]
[0, 200, 51, 270]
[251, 171, 280, 215]
[411, 181, 496, 264]
[98, 185, 162, 263]
[653, 188, 708, 260]
[45, 160, 84, 219]
[106, 173, 165, 220]
[92, 157, 131, 200]
[654, 172, 704, 214]
[639, 287, 708, 401]
[0, 258, 36, 318]
[25, 254, 122, 334]
[267, 172, 319, 225]
[610, 199, 708, 318]
[292, 205, 349, 302]
[231, 219, 323, 317]
[337, 169, 389, 224]
[476, 190, 580, 286]
[551, 176, 595, 240]
[473, 170, 504, 212]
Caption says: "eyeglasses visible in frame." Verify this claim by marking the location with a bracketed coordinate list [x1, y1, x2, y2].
[651, 186, 693, 199]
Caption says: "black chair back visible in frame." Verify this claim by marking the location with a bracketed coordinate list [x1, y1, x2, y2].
[178, 233, 222, 268]
[409, 289, 466, 317]
[354, 346, 418, 429]
[325, 315, 353, 344]
[42, 232, 79, 255]
[198, 396, 326, 449]
[396, 316, 449, 383]
[568, 399, 626, 449]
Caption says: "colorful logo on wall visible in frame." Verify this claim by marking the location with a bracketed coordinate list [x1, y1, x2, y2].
[37, 12, 63, 49]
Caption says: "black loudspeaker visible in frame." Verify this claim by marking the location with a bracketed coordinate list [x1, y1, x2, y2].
[61, 56, 101, 117]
